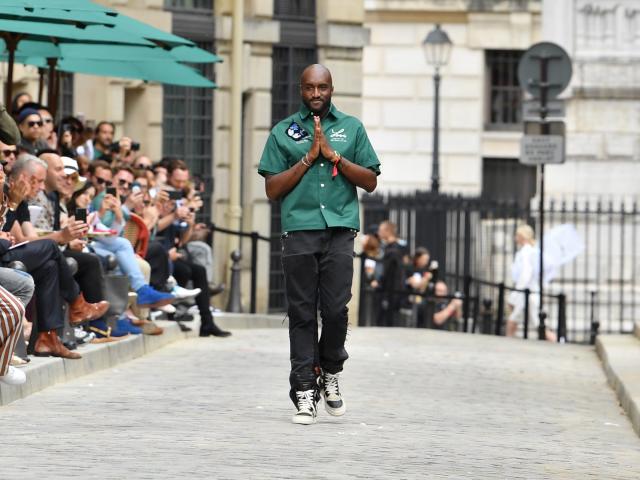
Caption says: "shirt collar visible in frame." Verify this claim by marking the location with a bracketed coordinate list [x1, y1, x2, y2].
[298, 102, 344, 121]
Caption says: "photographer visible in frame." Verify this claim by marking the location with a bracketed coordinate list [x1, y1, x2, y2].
[57, 116, 84, 159]
[429, 280, 462, 331]
[406, 247, 437, 328]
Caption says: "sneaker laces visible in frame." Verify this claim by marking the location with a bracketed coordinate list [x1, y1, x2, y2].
[296, 389, 317, 413]
[323, 373, 340, 398]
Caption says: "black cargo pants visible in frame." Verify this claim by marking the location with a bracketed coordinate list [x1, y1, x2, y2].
[281, 228, 355, 402]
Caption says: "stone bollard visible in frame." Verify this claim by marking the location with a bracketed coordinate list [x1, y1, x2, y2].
[226, 249, 243, 313]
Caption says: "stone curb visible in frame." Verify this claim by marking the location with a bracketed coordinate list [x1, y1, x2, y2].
[596, 334, 640, 437]
[0, 319, 196, 407]
[0, 313, 287, 406]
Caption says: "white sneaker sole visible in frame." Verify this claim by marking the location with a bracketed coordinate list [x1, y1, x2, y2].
[291, 413, 317, 425]
[322, 393, 346, 416]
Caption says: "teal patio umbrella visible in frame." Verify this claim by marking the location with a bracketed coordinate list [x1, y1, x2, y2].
[0, 14, 153, 106]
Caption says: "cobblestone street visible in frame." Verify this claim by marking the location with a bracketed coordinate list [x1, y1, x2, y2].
[1, 328, 639, 479]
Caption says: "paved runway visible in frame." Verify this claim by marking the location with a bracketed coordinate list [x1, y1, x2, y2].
[1, 328, 639, 479]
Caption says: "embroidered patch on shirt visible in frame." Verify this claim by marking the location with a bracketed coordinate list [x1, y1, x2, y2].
[286, 121, 309, 141]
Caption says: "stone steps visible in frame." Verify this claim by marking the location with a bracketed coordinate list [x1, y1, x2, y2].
[596, 333, 640, 437]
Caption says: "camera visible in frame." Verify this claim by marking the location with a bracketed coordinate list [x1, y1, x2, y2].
[109, 141, 140, 152]
[166, 189, 183, 201]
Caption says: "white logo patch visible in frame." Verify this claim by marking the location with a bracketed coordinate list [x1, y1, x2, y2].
[329, 128, 347, 142]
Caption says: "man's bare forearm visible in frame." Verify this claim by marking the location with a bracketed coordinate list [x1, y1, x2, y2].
[336, 157, 377, 193]
[265, 159, 310, 201]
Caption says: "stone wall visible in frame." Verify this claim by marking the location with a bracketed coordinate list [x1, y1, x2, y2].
[362, 0, 541, 194]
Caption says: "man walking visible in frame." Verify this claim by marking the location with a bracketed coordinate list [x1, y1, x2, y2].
[258, 64, 380, 424]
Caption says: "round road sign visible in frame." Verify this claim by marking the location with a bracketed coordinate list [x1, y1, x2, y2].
[517, 42, 572, 99]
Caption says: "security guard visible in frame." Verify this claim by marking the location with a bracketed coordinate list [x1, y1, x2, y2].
[258, 64, 380, 425]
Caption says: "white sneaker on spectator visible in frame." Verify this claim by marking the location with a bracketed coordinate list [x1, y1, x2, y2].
[158, 304, 176, 314]
[172, 285, 201, 300]
[166, 275, 177, 289]
[0, 366, 26, 385]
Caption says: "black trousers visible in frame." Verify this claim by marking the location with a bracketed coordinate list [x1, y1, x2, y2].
[281, 228, 354, 397]
[145, 240, 170, 291]
[63, 249, 106, 303]
[173, 258, 212, 327]
[2, 239, 79, 331]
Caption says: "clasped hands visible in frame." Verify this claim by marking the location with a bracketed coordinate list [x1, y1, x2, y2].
[306, 115, 339, 166]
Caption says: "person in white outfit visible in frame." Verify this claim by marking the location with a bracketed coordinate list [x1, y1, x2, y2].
[506, 225, 557, 341]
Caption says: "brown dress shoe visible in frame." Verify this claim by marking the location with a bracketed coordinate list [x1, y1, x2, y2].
[69, 293, 110, 325]
[34, 331, 82, 359]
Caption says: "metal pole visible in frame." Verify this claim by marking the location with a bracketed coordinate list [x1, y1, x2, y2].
[496, 282, 505, 336]
[47, 58, 58, 118]
[4, 34, 18, 109]
[250, 232, 258, 314]
[538, 56, 549, 341]
[431, 70, 441, 193]
[523, 288, 530, 339]
[227, 0, 244, 250]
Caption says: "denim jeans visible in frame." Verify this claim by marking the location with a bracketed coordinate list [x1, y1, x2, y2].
[281, 228, 355, 398]
[91, 237, 146, 291]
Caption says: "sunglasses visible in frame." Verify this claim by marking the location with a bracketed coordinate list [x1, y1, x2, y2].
[135, 164, 153, 171]
[95, 177, 112, 186]
[2, 149, 16, 157]
[27, 121, 43, 128]
[118, 179, 132, 188]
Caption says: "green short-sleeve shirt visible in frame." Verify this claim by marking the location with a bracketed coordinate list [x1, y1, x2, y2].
[258, 103, 380, 233]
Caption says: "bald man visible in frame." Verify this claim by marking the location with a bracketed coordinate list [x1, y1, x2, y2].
[258, 64, 381, 424]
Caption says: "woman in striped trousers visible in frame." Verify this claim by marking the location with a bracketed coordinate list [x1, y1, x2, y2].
[0, 268, 35, 386]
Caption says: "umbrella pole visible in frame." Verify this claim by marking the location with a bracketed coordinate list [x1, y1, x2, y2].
[47, 58, 58, 118]
[4, 34, 18, 109]
[38, 68, 45, 104]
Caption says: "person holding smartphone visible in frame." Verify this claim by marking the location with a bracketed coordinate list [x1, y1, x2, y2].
[155, 158, 230, 338]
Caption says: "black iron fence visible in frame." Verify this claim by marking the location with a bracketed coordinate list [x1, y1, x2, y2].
[360, 191, 638, 343]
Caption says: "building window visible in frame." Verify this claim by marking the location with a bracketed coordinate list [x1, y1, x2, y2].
[485, 50, 523, 130]
[274, 0, 316, 20]
[164, 0, 213, 11]
[57, 72, 74, 120]
[162, 2, 215, 222]
[482, 157, 536, 209]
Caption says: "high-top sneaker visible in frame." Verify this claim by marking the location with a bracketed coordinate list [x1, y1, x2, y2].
[291, 389, 319, 425]
[321, 371, 346, 416]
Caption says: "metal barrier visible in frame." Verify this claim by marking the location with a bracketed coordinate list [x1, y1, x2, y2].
[358, 256, 572, 342]
[208, 223, 270, 313]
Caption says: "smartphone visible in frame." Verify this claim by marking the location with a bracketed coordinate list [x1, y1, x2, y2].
[106, 187, 117, 196]
[75, 208, 87, 223]
[131, 182, 141, 194]
[167, 190, 183, 201]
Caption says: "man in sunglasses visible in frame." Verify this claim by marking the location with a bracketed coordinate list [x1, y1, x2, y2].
[88, 160, 113, 195]
[0, 141, 18, 174]
[16, 108, 48, 156]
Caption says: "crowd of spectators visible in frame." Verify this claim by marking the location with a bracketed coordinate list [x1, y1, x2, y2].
[0, 93, 229, 387]
[360, 220, 462, 330]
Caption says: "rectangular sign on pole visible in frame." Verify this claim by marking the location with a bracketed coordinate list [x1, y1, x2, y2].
[520, 135, 565, 165]
[523, 99, 566, 119]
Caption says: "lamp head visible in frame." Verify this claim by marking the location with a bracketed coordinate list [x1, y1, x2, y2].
[423, 24, 453, 70]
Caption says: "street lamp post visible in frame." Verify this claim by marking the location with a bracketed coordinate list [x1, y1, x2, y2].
[423, 24, 452, 193]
